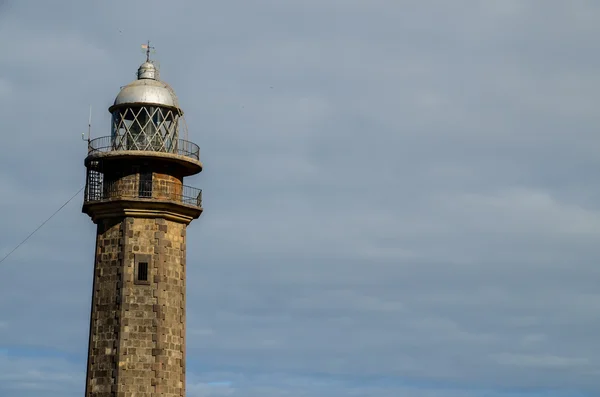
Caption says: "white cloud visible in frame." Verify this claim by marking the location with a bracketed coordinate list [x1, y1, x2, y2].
[1, 1, 600, 396]
[0, 18, 111, 73]
[0, 351, 82, 397]
[491, 353, 591, 369]
[438, 187, 600, 238]
[0, 78, 10, 100]
[188, 381, 235, 397]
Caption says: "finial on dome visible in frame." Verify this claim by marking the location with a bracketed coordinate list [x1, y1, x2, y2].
[138, 41, 158, 80]
[141, 40, 155, 63]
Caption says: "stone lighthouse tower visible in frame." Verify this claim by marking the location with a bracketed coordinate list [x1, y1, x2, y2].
[82, 50, 202, 396]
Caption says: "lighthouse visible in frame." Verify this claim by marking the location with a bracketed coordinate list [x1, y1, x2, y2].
[82, 48, 203, 396]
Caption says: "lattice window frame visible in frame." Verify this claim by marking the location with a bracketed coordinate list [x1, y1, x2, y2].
[111, 106, 180, 153]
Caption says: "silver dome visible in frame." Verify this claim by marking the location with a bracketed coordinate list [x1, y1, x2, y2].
[110, 62, 181, 111]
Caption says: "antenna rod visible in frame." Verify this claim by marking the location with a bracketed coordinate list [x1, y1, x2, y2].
[88, 105, 92, 142]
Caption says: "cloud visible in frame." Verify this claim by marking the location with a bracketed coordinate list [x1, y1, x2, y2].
[188, 379, 235, 397]
[0, 78, 11, 100]
[1, 1, 600, 397]
[0, 350, 83, 397]
[491, 353, 591, 369]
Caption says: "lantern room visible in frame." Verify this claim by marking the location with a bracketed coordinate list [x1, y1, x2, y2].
[109, 61, 182, 153]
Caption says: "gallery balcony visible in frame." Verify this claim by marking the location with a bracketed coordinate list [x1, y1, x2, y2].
[85, 136, 202, 176]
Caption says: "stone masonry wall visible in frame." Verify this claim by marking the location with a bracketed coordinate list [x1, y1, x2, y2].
[107, 172, 137, 200]
[86, 218, 124, 396]
[100, 166, 183, 203]
[153, 172, 183, 202]
[86, 216, 187, 397]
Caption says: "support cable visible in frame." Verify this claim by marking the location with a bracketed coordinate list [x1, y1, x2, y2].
[0, 185, 85, 265]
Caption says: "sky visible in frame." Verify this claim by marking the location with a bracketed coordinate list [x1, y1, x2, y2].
[0, 0, 600, 396]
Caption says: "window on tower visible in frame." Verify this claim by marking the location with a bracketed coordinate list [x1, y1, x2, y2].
[134, 255, 151, 285]
[137, 262, 148, 282]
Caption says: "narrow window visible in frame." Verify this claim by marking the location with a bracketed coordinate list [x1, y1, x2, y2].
[137, 262, 148, 282]
[134, 254, 151, 285]
[139, 170, 152, 198]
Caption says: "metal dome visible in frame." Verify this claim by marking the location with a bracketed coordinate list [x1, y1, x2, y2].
[109, 62, 181, 111]
[138, 61, 157, 79]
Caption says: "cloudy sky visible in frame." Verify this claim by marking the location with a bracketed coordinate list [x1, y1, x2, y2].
[1, 0, 600, 396]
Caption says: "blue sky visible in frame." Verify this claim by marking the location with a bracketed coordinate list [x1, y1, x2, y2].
[1, 0, 600, 396]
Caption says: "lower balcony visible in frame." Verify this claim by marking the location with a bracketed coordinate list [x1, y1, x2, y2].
[83, 178, 203, 224]
[85, 179, 202, 207]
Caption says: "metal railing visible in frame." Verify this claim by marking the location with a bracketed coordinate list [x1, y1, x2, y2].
[87, 136, 200, 161]
[84, 177, 202, 208]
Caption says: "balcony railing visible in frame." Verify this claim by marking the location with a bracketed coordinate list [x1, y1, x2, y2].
[84, 176, 202, 208]
[87, 136, 200, 161]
